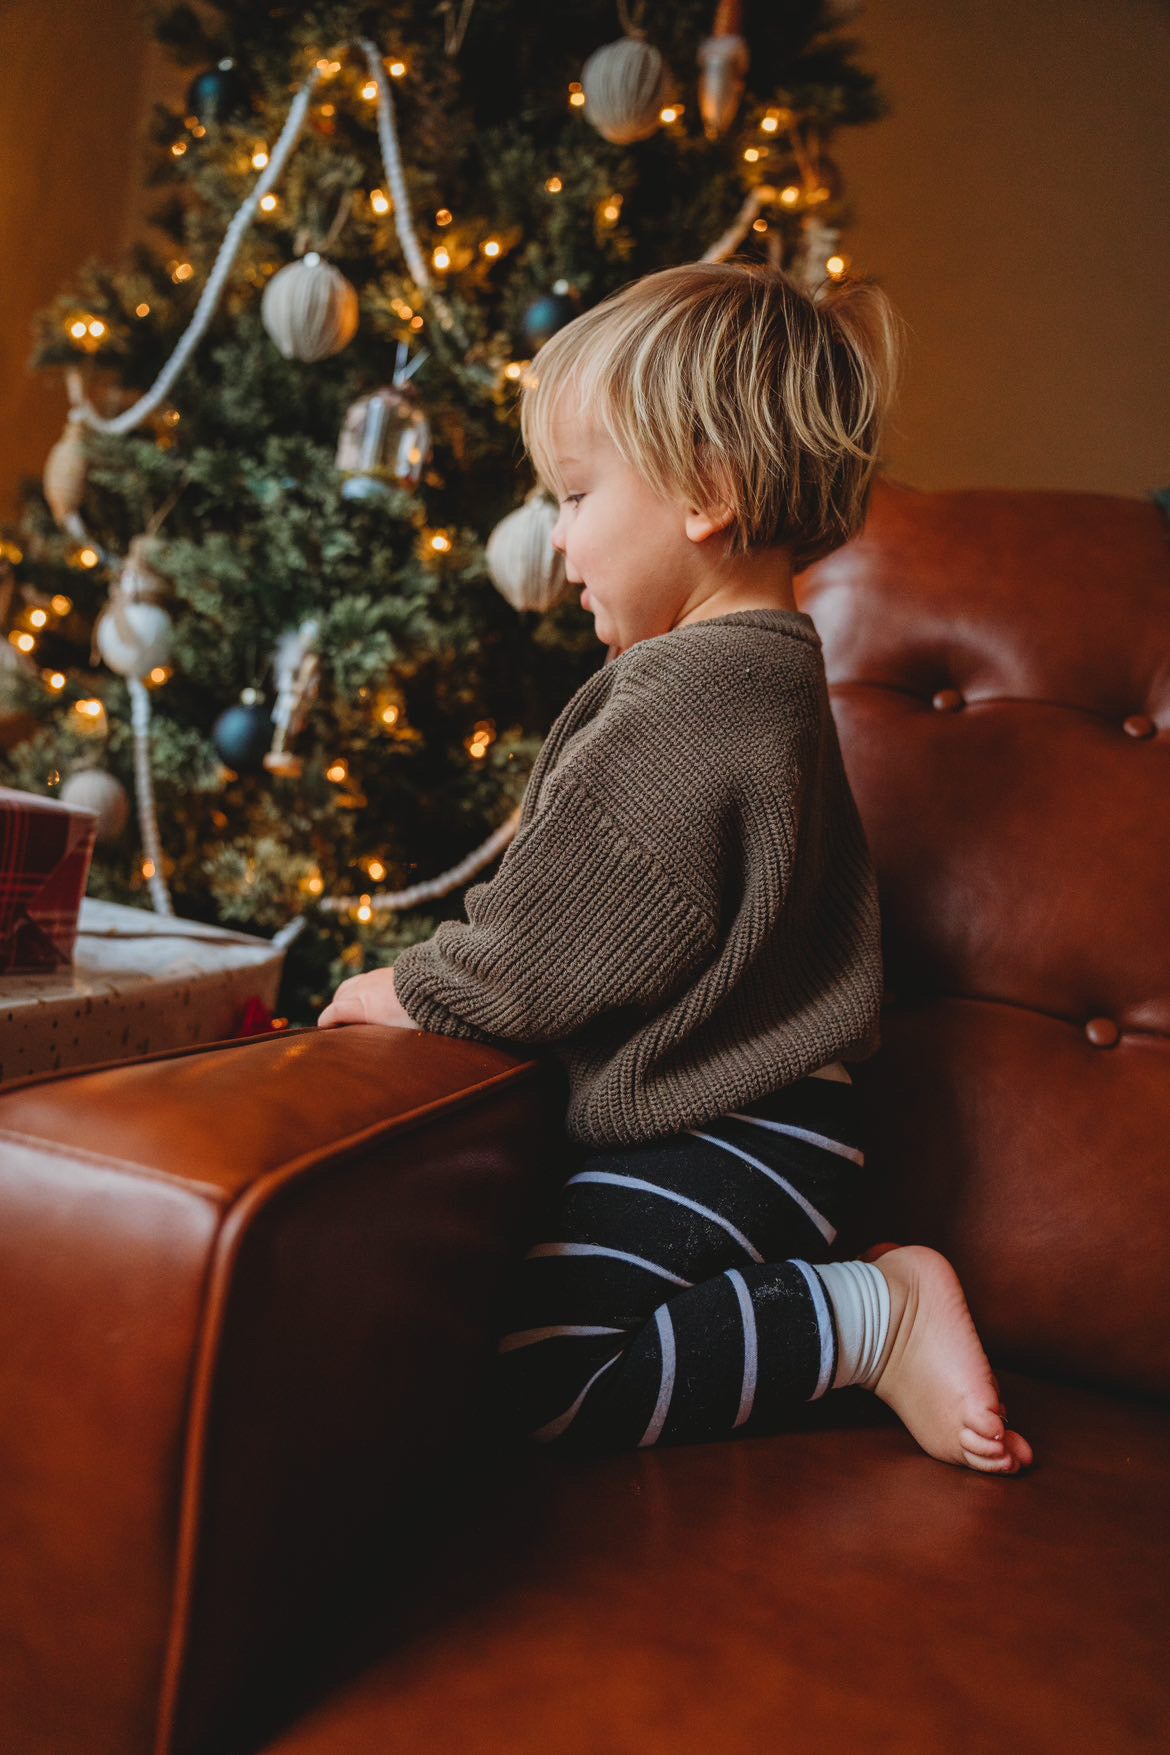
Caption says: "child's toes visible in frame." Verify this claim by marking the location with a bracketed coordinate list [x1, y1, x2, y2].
[960, 1425, 1008, 1460]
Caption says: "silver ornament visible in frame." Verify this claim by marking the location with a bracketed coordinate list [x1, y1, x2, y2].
[485, 488, 573, 615]
[59, 767, 130, 843]
[580, 37, 672, 145]
[261, 252, 360, 362]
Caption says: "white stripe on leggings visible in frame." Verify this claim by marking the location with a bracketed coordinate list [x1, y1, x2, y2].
[787, 1259, 836, 1400]
[565, 1170, 764, 1262]
[723, 1113, 865, 1166]
[724, 1267, 758, 1427]
[523, 1240, 694, 1289]
[527, 1353, 623, 1443]
[638, 1305, 677, 1447]
[686, 1129, 837, 1244]
[497, 1324, 626, 1353]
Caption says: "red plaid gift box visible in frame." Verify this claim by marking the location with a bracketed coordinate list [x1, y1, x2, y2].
[0, 787, 98, 974]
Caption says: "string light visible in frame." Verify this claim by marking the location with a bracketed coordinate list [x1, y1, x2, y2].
[0, 540, 23, 564]
[75, 546, 100, 569]
[435, 208, 453, 226]
[51, 594, 71, 615]
[825, 254, 849, 279]
[465, 720, 496, 761]
[409, 314, 424, 330]
[545, 176, 563, 194]
[46, 672, 67, 690]
[318, 102, 336, 118]
[743, 147, 762, 163]
[142, 859, 156, 879]
[659, 104, 683, 123]
[370, 188, 391, 215]
[761, 114, 780, 134]
[326, 759, 348, 783]
[28, 608, 48, 628]
[9, 631, 36, 653]
[315, 57, 341, 76]
[135, 302, 151, 318]
[259, 193, 279, 212]
[355, 894, 374, 923]
[74, 698, 107, 733]
[171, 141, 188, 158]
[302, 870, 325, 896]
[171, 261, 195, 283]
[148, 665, 172, 685]
[251, 146, 270, 170]
[366, 859, 387, 882]
[360, 79, 378, 100]
[779, 185, 802, 206]
[429, 531, 452, 553]
[568, 82, 585, 108]
[598, 194, 623, 226]
[481, 237, 501, 257]
[503, 361, 526, 380]
[386, 59, 407, 77]
[432, 246, 450, 270]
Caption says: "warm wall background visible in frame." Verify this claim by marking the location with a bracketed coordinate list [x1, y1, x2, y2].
[1, 0, 1166, 519]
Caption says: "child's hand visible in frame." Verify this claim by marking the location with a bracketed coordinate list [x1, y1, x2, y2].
[317, 966, 421, 1031]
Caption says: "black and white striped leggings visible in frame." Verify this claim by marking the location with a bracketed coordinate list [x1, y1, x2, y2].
[488, 1072, 862, 1451]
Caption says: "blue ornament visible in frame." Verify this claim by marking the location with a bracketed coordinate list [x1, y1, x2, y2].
[212, 693, 272, 773]
[186, 59, 249, 127]
[521, 284, 579, 351]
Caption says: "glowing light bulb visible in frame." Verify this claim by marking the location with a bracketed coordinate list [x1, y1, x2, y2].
[68, 320, 88, 340]
[305, 872, 324, 896]
[380, 704, 399, 725]
[780, 185, 801, 206]
[361, 79, 378, 100]
[482, 238, 501, 257]
[430, 532, 452, 553]
[148, 666, 171, 684]
[135, 302, 150, 318]
[251, 147, 269, 169]
[171, 261, 194, 283]
[659, 105, 681, 123]
[545, 176, 563, 193]
[326, 760, 348, 783]
[29, 608, 48, 628]
[387, 60, 406, 77]
[11, 632, 35, 653]
[259, 193, 278, 212]
[367, 859, 386, 882]
[433, 247, 450, 270]
[76, 547, 100, 569]
[743, 147, 761, 163]
[569, 90, 586, 108]
[503, 361, 524, 380]
[826, 255, 848, 278]
[435, 208, 453, 226]
[87, 320, 106, 338]
[761, 115, 779, 133]
[51, 594, 72, 615]
[356, 894, 373, 922]
[47, 672, 66, 690]
[171, 141, 188, 157]
[142, 859, 156, 879]
[370, 188, 390, 215]
[752, 217, 768, 232]
[409, 315, 424, 330]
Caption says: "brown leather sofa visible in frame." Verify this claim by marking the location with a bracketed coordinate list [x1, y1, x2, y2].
[2, 481, 1166, 1755]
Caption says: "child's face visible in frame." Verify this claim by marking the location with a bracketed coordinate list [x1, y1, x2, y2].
[547, 410, 731, 656]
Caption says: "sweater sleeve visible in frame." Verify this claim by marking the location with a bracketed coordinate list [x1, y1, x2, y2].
[390, 770, 719, 1048]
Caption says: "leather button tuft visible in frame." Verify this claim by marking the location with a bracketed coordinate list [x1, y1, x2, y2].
[1085, 1017, 1120, 1048]
[1122, 713, 1156, 739]
[932, 688, 964, 712]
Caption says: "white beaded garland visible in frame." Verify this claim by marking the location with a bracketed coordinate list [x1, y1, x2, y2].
[260, 252, 360, 362]
[485, 488, 573, 614]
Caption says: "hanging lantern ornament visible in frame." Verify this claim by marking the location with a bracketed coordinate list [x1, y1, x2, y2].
[92, 541, 174, 679]
[261, 250, 360, 363]
[521, 280, 580, 352]
[42, 419, 88, 529]
[59, 767, 131, 843]
[336, 342, 432, 503]
[485, 487, 574, 615]
[213, 688, 273, 774]
[580, 4, 674, 146]
[264, 618, 321, 778]
[697, 0, 751, 141]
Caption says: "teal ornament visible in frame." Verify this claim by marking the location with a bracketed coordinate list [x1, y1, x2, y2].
[186, 59, 249, 127]
[212, 690, 272, 773]
[521, 283, 579, 351]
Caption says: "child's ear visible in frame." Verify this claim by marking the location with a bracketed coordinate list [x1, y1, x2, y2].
[684, 502, 736, 544]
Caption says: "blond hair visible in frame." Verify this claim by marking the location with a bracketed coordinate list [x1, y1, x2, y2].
[519, 258, 904, 568]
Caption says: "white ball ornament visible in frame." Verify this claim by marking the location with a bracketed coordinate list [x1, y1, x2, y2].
[261, 252, 360, 362]
[94, 598, 174, 678]
[580, 36, 673, 145]
[485, 488, 574, 615]
[59, 768, 131, 843]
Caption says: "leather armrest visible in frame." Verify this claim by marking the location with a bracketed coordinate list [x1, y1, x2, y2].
[0, 1024, 566, 1755]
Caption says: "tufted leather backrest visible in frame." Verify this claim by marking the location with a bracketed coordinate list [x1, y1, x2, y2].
[799, 479, 1170, 1399]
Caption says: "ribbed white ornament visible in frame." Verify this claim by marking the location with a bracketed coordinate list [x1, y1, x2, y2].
[94, 600, 174, 678]
[580, 37, 671, 144]
[260, 253, 360, 362]
[485, 489, 573, 614]
[59, 767, 131, 843]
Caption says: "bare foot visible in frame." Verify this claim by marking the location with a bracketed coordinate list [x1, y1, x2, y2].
[861, 1243, 1035, 1475]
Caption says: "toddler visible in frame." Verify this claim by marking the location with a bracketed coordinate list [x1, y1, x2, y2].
[319, 260, 1033, 1475]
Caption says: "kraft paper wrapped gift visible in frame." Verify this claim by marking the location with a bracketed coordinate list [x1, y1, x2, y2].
[0, 896, 287, 1083]
[0, 786, 98, 974]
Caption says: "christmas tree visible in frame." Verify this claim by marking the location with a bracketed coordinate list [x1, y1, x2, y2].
[0, 0, 884, 1025]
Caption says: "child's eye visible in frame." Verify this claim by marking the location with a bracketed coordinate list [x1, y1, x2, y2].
[562, 493, 584, 506]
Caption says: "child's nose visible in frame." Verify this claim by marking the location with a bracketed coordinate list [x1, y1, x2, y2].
[550, 512, 566, 554]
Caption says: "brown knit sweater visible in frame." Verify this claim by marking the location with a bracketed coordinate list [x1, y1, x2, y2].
[392, 607, 883, 1148]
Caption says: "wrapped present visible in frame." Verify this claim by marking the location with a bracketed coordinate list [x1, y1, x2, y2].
[0, 896, 288, 1083]
[0, 787, 98, 974]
